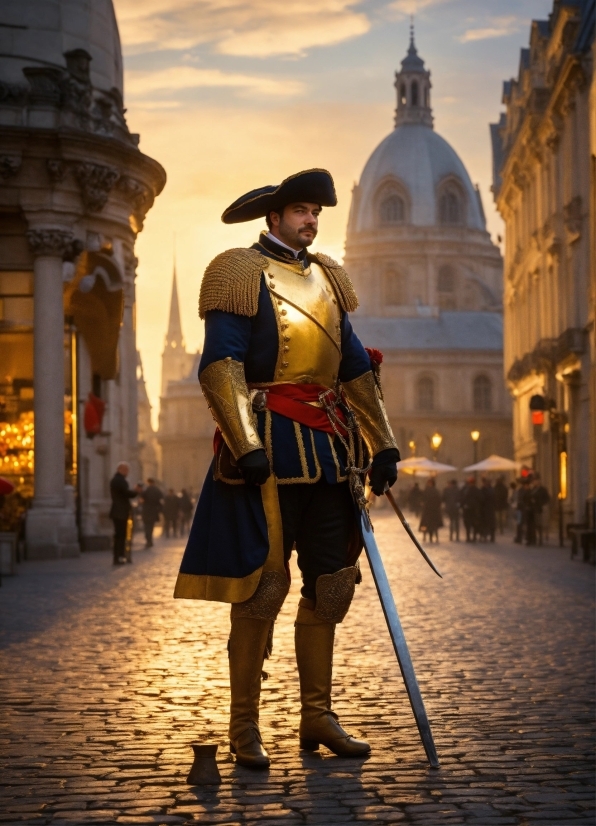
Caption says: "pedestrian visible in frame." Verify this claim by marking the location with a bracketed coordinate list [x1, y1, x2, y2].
[419, 478, 443, 543]
[173, 169, 400, 768]
[494, 475, 508, 534]
[518, 477, 534, 545]
[442, 479, 461, 541]
[530, 474, 550, 546]
[510, 481, 523, 542]
[109, 462, 140, 565]
[140, 478, 163, 548]
[407, 482, 423, 516]
[479, 477, 496, 542]
[178, 488, 194, 535]
[163, 488, 180, 538]
[461, 476, 481, 542]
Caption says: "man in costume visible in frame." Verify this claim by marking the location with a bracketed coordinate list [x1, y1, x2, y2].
[174, 169, 400, 768]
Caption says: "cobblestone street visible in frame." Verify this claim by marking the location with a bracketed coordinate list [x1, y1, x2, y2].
[0, 513, 594, 825]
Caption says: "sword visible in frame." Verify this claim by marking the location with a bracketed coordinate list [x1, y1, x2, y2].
[384, 489, 443, 579]
[360, 506, 440, 768]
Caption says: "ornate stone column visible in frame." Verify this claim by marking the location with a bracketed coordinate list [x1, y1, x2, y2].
[25, 227, 80, 558]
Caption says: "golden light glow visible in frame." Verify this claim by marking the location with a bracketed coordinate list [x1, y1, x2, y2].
[408, 440, 416, 456]
[559, 451, 567, 500]
[471, 429, 480, 442]
[0, 412, 34, 475]
[431, 432, 443, 451]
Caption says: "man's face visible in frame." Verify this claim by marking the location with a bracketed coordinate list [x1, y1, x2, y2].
[118, 463, 129, 477]
[269, 202, 321, 250]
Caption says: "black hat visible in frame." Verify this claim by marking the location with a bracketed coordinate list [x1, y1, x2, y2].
[221, 168, 337, 224]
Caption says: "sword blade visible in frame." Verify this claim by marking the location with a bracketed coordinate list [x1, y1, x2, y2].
[360, 509, 440, 768]
[385, 490, 443, 579]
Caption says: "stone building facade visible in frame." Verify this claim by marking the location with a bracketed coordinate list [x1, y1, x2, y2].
[0, 0, 165, 556]
[491, 0, 595, 522]
[345, 34, 511, 471]
[157, 271, 213, 493]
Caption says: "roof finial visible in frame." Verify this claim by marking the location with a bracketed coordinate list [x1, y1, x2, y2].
[410, 14, 415, 46]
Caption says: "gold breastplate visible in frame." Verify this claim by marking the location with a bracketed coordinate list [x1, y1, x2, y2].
[264, 258, 342, 387]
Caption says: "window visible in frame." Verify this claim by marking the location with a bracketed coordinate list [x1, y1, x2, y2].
[417, 376, 435, 411]
[473, 375, 492, 412]
[380, 194, 405, 224]
[385, 269, 406, 306]
[400, 83, 406, 105]
[439, 189, 462, 225]
[437, 265, 456, 310]
[411, 80, 419, 107]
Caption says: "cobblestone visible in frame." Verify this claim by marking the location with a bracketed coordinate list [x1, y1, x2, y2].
[0, 515, 594, 825]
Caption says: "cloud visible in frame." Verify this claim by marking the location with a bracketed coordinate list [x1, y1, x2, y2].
[113, 0, 370, 58]
[125, 66, 305, 99]
[389, 0, 453, 16]
[458, 16, 521, 43]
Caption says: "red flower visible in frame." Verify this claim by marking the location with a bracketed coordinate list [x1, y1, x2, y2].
[365, 347, 384, 366]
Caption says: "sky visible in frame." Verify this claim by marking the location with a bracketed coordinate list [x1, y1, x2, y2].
[113, 0, 555, 421]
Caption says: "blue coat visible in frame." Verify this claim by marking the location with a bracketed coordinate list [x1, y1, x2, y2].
[175, 241, 372, 601]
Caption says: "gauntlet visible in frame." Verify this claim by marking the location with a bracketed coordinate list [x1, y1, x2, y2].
[342, 370, 398, 458]
[200, 357, 264, 460]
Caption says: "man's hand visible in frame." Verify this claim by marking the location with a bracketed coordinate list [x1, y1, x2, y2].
[369, 448, 400, 496]
[237, 449, 271, 486]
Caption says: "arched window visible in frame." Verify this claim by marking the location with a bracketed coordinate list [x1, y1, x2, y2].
[380, 194, 405, 224]
[400, 83, 407, 105]
[417, 376, 435, 411]
[411, 80, 419, 107]
[437, 265, 457, 310]
[385, 269, 406, 306]
[473, 375, 492, 412]
[439, 189, 462, 225]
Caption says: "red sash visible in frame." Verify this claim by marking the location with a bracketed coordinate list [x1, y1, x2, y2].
[213, 383, 347, 454]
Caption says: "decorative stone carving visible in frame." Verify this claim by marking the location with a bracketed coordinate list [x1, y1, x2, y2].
[563, 196, 582, 243]
[26, 228, 74, 257]
[46, 159, 67, 184]
[22, 67, 63, 105]
[0, 155, 22, 180]
[73, 162, 120, 212]
[0, 81, 27, 105]
[117, 176, 154, 229]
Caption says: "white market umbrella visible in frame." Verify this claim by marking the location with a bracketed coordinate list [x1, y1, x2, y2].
[463, 454, 520, 473]
[397, 456, 457, 476]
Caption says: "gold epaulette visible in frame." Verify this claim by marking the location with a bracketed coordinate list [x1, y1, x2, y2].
[311, 252, 359, 313]
[199, 248, 268, 319]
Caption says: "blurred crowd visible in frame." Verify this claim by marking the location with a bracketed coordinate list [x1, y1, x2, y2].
[134, 479, 195, 547]
[395, 474, 550, 546]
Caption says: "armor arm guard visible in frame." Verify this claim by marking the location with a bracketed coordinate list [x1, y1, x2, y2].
[200, 357, 264, 460]
[342, 370, 398, 458]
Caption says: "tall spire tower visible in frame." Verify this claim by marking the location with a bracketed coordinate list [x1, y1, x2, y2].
[161, 259, 191, 396]
[394, 24, 433, 129]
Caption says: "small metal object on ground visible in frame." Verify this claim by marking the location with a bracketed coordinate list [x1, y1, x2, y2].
[186, 743, 221, 785]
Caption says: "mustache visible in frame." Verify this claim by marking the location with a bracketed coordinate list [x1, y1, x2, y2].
[298, 224, 317, 234]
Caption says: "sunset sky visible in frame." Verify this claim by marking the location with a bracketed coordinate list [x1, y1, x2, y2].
[114, 0, 554, 419]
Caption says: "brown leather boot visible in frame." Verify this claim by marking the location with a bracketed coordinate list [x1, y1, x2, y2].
[228, 616, 272, 769]
[295, 596, 370, 758]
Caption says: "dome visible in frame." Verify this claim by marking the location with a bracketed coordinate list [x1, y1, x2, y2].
[0, 0, 123, 94]
[353, 123, 485, 233]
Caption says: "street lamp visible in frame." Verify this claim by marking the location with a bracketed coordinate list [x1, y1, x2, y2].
[430, 432, 442, 459]
[470, 430, 480, 465]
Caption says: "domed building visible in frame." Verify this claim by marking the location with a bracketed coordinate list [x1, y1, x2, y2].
[345, 32, 512, 470]
[0, 0, 166, 557]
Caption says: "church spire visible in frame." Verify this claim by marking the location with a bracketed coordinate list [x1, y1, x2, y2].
[165, 258, 184, 350]
[394, 24, 433, 129]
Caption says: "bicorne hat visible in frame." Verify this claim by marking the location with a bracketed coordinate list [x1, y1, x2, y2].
[221, 168, 337, 224]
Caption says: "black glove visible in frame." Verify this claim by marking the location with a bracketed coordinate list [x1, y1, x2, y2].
[369, 448, 400, 496]
[237, 449, 271, 486]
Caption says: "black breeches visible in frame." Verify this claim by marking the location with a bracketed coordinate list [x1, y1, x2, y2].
[277, 479, 356, 601]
